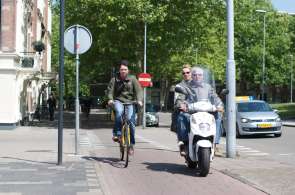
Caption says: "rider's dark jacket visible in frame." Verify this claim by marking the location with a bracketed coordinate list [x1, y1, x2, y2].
[107, 74, 143, 103]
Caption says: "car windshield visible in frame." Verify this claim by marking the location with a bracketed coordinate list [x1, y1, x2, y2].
[238, 102, 272, 112]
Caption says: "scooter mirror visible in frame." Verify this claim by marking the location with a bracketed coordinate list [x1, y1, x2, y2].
[220, 89, 229, 96]
[175, 85, 188, 95]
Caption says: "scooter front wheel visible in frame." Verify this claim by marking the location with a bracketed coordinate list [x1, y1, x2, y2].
[197, 147, 211, 177]
[185, 155, 197, 169]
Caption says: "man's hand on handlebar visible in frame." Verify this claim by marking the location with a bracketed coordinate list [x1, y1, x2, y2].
[217, 107, 224, 113]
[179, 103, 188, 112]
[137, 101, 143, 107]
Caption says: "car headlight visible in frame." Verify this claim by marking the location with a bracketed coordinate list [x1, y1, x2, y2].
[275, 117, 281, 122]
[241, 118, 250, 123]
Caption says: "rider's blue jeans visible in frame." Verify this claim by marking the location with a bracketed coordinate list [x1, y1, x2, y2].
[113, 100, 136, 145]
[176, 112, 190, 143]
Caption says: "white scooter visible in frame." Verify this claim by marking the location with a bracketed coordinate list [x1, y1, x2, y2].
[175, 85, 223, 177]
[185, 100, 217, 177]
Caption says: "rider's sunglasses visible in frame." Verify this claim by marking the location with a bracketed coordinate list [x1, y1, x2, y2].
[182, 71, 190, 75]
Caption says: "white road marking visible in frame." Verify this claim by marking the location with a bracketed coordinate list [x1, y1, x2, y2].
[236, 147, 251, 150]
[279, 153, 293, 156]
[0, 181, 52, 185]
[88, 131, 107, 149]
[239, 150, 261, 153]
[247, 153, 269, 156]
[136, 134, 173, 151]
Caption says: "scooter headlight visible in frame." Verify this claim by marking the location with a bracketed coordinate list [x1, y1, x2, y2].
[199, 123, 210, 131]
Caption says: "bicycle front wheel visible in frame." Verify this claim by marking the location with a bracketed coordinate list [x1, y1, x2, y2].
[121, 124, 130, 167]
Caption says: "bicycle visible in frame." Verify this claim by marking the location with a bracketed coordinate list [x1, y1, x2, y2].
[119, 102, 135, 168]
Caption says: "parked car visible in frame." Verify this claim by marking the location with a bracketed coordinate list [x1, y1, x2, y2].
[145, 104, 159, 127]
[223, 100, 282, 137]
[135, 103, 159, 127]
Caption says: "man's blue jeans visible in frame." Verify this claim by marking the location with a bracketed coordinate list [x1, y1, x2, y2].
[113, 100, 136, 145]
[214, 112, 222, 144]
[176, 112, 190, 143]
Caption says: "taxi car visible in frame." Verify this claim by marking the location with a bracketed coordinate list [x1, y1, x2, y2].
[236, 99, 282, 137]
[224, 97, 282, 138]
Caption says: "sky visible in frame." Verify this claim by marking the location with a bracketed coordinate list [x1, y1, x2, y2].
[271, 0, 295, 14]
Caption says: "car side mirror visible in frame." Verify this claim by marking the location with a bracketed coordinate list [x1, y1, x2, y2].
[273, 109, 278, 113]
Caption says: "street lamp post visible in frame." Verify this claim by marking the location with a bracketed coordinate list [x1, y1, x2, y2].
[226, 0, 236, 158]
[291, 54, 293, 103]
[143, 22, 147, 129]
[256, 9, 267, 101]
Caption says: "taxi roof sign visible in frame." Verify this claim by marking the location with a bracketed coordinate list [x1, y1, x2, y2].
[235, 96, 254, 101]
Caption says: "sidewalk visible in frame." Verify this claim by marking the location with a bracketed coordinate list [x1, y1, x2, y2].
[282, 119, 295, 127]
[213, 141, 295, 195]
[0, 115, 103, 195]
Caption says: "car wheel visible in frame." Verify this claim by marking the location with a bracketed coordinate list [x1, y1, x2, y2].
[274, 133, 282, 137]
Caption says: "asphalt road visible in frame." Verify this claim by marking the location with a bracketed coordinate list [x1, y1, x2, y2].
[86, 111, 266, 195]
[235, 126, 295, 166]
[89, 128, 265, 195]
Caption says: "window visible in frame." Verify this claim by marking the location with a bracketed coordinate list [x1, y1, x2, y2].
[238, 102, 272, 112]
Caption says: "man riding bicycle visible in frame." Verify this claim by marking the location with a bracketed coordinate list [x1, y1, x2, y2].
[107, 60, 143, 155]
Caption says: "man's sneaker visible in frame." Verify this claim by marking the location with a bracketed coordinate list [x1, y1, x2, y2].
[128, 145, 134, 155]
[214, 145, 223, 157]
[112, 136, 119, 142]
[178, 141, 186, 157]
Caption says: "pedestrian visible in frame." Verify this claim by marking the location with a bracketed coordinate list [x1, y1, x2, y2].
[47, 93, 56, 121]
[214, 112, 223, 155]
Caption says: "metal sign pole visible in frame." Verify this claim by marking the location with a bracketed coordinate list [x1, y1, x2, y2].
[64, 24, 92, 155]
[74, 25, 80, 155]
[58, 0, 65, 165]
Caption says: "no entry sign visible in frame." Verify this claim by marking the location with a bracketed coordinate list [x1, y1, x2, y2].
[138, 73, 152, 87]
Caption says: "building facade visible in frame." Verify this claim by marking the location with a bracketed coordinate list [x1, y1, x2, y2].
[0, 0, 53, 128]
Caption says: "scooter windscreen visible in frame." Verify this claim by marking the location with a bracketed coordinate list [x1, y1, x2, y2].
[190, 66, 215, 89]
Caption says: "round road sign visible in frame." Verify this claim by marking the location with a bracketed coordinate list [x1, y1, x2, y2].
[64, 25, 92, 54]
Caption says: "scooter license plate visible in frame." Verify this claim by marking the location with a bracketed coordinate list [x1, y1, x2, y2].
[257, 123, 272, 128]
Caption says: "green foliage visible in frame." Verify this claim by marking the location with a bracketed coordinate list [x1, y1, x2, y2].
[271, 103, 295, 119]
[50, 0, 295, 101]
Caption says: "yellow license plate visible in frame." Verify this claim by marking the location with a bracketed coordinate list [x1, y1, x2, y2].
[257, 123, 272, 128]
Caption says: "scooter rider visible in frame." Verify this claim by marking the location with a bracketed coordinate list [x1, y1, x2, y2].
[175, 66, 224, 156]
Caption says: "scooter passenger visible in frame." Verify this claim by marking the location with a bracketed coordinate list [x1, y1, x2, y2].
[175, 67, 224, 156]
